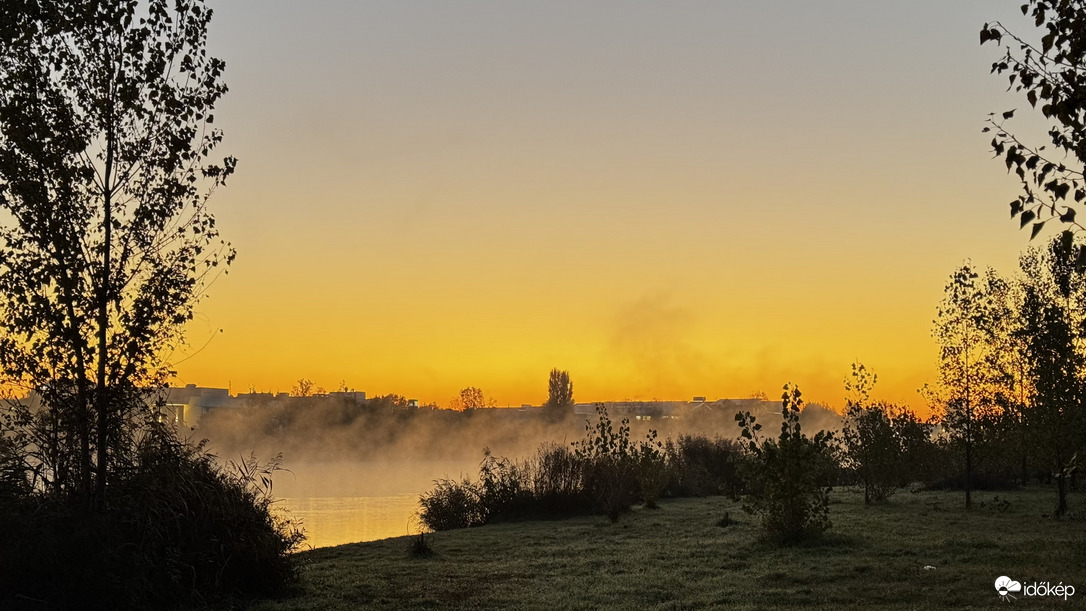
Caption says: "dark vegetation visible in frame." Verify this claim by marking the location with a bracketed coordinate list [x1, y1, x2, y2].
[419, 406, 747, 530]
[922, 243, 1086, 514]
[0, 1, 302, 608]
[419, 386, 843, 543]
[543, 368, 574, 421]
[734, 385, 836, 543]
[0, 425, 303, 609]
[841, 364, 934, 504]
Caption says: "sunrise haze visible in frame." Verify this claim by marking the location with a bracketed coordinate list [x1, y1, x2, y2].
[173, 1, 1036, 410]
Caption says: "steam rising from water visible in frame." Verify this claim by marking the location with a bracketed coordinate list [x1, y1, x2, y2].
[195, 397, 843, 499]
[188, 397, 842, 546]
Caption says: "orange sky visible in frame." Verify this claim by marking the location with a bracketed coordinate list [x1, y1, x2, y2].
[173, 1, 1040, 410]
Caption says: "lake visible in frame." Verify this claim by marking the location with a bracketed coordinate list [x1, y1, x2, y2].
[277, 494, 423, 549]
[265, 459, 477, 548]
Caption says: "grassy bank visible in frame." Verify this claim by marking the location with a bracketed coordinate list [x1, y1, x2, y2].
[250, 487, 1085, 610]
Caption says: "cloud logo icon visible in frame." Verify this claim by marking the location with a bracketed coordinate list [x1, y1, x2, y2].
[995, 576, 1022, 599]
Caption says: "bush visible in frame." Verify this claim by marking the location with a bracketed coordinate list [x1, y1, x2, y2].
[665, 435, 744, 498]
[581, 453, 636, 521]
[634, 430, 668, 509]
[573, 406, 654, 521]
[0, 425, 304, 609]
[529, 443, 589, 514]
[419, 477, 484, 530]
[736, 384, 837, 544]
[841, 363, 936, 503]
[419, 406, 675, 529]
[842, 405, 901, 503]
[417, 408, 762, 531]
[477, 448, 534, 521]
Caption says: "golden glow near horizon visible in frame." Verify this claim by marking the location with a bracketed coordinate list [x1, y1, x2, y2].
[174, 1, 1040, 411]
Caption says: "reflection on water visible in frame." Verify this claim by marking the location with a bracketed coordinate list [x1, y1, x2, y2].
[261, 460, 478, 549]
[277, 494, 422, 549]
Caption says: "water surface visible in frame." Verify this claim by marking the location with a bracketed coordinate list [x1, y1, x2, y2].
[267, 459, 475, 548]
[277, 495, 422, 549]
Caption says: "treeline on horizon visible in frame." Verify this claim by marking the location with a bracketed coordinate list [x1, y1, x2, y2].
[195, 390, 840, 463]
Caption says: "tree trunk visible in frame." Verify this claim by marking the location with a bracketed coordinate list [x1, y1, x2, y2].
[94, 75, 116, 506]
[59, 274, 93, 501]
[965, 430, 973, 510]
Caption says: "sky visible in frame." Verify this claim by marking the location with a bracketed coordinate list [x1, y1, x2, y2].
[173, 1, 1045, 410]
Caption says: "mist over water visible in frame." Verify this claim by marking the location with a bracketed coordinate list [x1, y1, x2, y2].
[192, 397, 843, 547]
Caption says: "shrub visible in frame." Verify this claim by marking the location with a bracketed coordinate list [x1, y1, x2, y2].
[477, 448, 534, 522]
[841, 363, 937, 503]
[529, 443, 589, 514]
[0, 425, 304, 609]
[665, 435, 744, 498]
[842, 405, 901, 503]
[418, 477, 484, 530]
[573, 406, 643, 520]
[736, 384, 837, 544]
[582, 453, 636, 521]
[634, 430, 668, 509]
[408, 531, 434, 558]
[416, 408, 759, 530]
[419, 406, 673, 529]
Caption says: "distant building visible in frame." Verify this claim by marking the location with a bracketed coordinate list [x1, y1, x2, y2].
[573, 401, 685, 420]
[235, 391, 275, 405]
[569, 397, 780, 421]
[161, 384, 232, 427]
[328, 391, 366, 402]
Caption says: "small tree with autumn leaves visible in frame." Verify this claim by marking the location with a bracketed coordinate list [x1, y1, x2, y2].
[451, 386, 495, 411]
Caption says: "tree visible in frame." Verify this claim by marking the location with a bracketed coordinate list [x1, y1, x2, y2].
[982, 2, 1086, 254]
[0, 0, 234, 503]
[1017, 238, 1085, 516]
[291, 378, 315, 397]
[982, 266, 1035, 483]
[841, 363, 897, 504]
[452, 386, 494, 411]
[544, 368, 574, 410]
[931, 263, 1008, 509]
[841, 363, 932, 503]
[735, 384, 836, 543]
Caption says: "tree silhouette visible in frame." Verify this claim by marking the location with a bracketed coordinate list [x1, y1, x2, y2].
[544, 368, 574, 410]
[735, 384, 836, 543]
[931, 263, 1006, 509]
[982, 2, 1086, 253]
[841, 363, 895, 504]
[452, 386, 493, 411]
[1017, 238, 1086, 516]
[0, 0, 234, 503]
[292, 378, 315, 397]
[841, 363, 931, 504]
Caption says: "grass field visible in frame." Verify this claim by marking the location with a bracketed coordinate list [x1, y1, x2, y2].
[249, 487, 1085, 610]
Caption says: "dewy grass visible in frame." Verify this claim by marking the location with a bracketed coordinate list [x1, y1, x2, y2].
[246, 487, 1085, 610]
